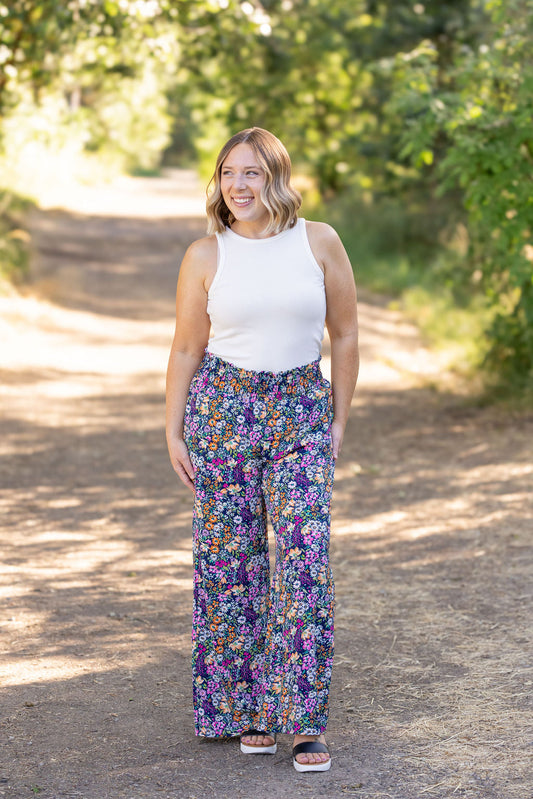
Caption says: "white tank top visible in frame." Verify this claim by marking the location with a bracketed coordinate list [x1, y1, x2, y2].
[206, 218, 326, 372]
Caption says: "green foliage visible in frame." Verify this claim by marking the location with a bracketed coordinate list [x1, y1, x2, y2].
[175, 1, 479, 191]
[0, 0, 180, 280]
[0, 0, 178, 173]
[170, 0, 533, 394]
[0, 190, 33, 283]
[313, 189, 495, 384]
[0, 1, 180, 106]
[392, 0, 533, 389]
[0, 0, 73, 110]
[0, 0, 531, 395]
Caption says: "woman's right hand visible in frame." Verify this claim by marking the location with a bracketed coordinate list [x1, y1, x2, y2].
[167, 436, 196, 493]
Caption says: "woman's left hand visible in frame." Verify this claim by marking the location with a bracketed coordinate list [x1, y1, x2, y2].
[331, 420, 345, 461]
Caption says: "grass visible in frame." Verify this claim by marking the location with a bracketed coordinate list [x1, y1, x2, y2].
[399, 285, 493, 377]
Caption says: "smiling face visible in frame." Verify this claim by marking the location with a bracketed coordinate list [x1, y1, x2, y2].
[220, 143, 270, 233]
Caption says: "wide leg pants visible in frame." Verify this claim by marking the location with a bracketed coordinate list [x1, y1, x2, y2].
[183, 352, 335, 737]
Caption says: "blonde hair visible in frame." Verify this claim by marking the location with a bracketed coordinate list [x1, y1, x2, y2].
[206, 127, 302, 236]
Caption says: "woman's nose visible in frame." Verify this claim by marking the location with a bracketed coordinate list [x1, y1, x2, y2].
[234, 172, 247, 189]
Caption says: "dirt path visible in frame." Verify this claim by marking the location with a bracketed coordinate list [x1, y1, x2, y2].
[0, 171, 531, 799]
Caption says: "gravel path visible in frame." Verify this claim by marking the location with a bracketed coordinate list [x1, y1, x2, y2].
[0, 171, 531, 799]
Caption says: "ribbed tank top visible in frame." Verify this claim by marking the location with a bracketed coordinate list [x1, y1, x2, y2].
[206, 218, 326, 372]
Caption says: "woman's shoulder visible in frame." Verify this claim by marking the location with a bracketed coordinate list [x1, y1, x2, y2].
[304, 219, 341, 247]
[179, 235, 218, 291]
[304, 220, 345, 268]
[186, 234, 218, 262]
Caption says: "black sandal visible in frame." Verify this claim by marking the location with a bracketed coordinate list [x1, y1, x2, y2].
[293, 739, 331, 772]
[240, 729, 277, 754]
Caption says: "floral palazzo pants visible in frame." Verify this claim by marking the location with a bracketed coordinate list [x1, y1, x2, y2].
[183, 351, 335, 737]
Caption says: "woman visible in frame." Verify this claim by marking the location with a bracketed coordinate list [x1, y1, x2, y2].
[166, 127, 358, 772]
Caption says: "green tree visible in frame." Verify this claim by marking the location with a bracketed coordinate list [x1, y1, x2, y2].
[395, 0, 533, 385]
[1, 0, 531, 388]
[0, 1, 180, 172]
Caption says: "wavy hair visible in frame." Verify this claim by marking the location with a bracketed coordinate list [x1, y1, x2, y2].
[206, 127, 302, 236]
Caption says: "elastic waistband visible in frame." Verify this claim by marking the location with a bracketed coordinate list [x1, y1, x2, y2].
[201, 350, 322, 385]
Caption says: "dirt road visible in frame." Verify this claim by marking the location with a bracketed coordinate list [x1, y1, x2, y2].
[0, 171, 531, 799]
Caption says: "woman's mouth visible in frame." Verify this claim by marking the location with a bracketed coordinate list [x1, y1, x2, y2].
[232, 196, 254, 207]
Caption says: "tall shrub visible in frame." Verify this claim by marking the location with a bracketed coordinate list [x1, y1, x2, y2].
[395, 0, 533, 386]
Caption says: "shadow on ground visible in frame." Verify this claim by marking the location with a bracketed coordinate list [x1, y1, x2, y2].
[0, 177, 531, 798]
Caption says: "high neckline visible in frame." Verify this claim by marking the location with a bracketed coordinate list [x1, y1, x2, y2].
[225, 220, 300, 242]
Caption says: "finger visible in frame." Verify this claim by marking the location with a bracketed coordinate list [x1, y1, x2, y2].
[174, 461, 196, 492]
[179, 472, 196, 493]
[330, 429, 338, 459]
[181, 452, 196, 481]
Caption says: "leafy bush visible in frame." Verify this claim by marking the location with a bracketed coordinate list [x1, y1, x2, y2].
[392, 0, 533, 390]
[0, 190, 33, 284]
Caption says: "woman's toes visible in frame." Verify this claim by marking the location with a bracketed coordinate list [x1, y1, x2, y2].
[293, 734, 330, 766]
[297, 752, 329, 765]
[242, 732, 274, 747]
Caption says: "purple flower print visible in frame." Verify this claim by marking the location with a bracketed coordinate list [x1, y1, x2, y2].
[243, 605, 258, 623]
[243, 406, 256, 425]
[298, 396, 315, 410]
[202, 699, 218, 719]
[297, 569, 315, 589]
[236, 553, 249, 586]
[291, 524, 304, 549]
[295, 472, 311, 489]
[196, 643, 209, 679]
[239, 652, 253, 683]
[233, 463, 245, 485]
[293, 619, 305, 653]
[239, 505, 255, 525]
[297, 674, 312, 694]
[193, 583, 207, 615]
[184, 352, 335, 737]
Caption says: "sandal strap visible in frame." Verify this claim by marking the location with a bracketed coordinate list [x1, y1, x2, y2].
[293, 741, 329, 757]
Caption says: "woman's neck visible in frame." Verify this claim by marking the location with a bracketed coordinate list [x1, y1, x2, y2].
[230, 219, 273, 239]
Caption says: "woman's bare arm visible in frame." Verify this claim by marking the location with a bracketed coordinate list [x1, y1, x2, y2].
[166, 236, 216, 490]
[306, 221, 359, 459]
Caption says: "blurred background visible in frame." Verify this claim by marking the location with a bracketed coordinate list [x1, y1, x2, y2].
[1, 8, 532, 796]
[1, 0, 532, 401]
